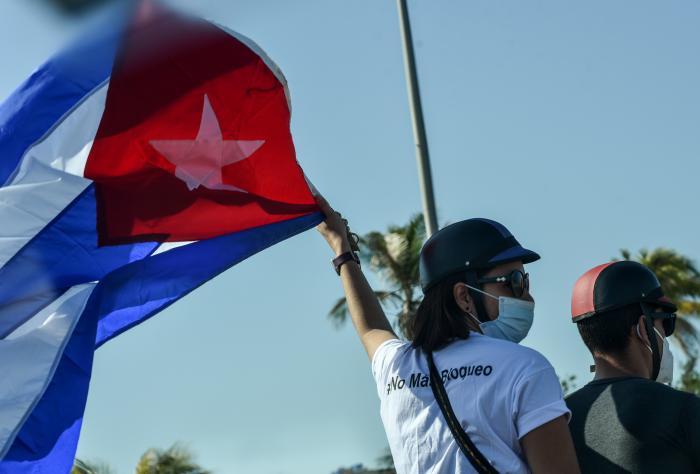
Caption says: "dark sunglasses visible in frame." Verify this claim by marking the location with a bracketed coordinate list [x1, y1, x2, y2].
[650, 311, 676, 337]
[477, 270, 529, 298]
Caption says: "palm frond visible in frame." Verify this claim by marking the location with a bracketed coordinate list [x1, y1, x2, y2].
[376, 446, 395, 469]
[361, 232, 404, 285]
[391, 214, 425, 289]
[72, 459, 114, 474]
[617, 248, 700, 390]
[328, 296, 350, 327]
[619, 248, 700, 353]
[397, 296, 421, 340]
[677, 356, 700, 395]
[672, 317, 699, 358]
[329, 214, 426, 337]
[72, 460, 92, 474]
[678, 301, 700, 317]
[360, 214, 425, 291]
[135, 444, 210, 474]
[328, 291, 402, 327]
[375, 290, 404, 305]
[628, 248, 700, 302]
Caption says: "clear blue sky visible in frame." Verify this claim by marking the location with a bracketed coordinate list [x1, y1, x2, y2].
[1, 1, 698, 472]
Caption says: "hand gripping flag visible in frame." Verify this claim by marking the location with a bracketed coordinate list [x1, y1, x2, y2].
[0, 2, 321, 472]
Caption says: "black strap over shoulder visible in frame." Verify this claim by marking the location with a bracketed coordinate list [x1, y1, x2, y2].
[427, 351, 499, 474]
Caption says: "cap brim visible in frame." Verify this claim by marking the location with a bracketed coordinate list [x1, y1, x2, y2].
[488, 246, 540, 266]
[654, 296, 678, 313]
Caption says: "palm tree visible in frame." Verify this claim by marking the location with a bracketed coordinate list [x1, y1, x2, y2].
[328, 214, 426, 339]
[376, 447, 396, 471]
[559, 374, 578, 397]
[135, 443, 211, 474]
[71, 459, 114, 474]
[619, 248, 700, 358]
[678, 357, 700, 395]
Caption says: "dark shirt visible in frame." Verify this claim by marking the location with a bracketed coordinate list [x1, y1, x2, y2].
[565, 377, 700, 474]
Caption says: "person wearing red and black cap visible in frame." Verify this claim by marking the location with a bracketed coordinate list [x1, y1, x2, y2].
[316, 195, 579, 474]
[566, 260, 700, 473]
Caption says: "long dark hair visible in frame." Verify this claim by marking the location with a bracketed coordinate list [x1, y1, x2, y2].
[411, 273, 472, 352]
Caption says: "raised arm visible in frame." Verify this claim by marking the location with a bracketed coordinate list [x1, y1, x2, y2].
[316, 195, 397, 360]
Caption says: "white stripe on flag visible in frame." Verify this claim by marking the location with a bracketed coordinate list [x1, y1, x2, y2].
[0, 283, 95, 458]
[11, 82, 109, 182]
[0, 162, 90, 268]
[152, 241, 194, 255]
[0, 83, 108, 270]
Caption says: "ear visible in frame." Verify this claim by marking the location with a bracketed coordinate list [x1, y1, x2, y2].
[635, 315, 651, 345]
[453, 283, 474, 314]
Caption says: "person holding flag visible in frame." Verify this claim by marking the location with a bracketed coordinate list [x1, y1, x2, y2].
[316, 197, 579, 474]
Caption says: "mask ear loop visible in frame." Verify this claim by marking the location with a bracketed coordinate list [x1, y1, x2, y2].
[464, 271, 492, 323]
[465, 310, 484, 334]
[640, 302, 661, 381]
[635, 325, 652, 353]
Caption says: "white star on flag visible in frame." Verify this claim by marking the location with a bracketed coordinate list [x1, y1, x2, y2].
[150, 94, 265, 192]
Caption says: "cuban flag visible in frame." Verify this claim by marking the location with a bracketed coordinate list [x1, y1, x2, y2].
[0, 1, 321, 472]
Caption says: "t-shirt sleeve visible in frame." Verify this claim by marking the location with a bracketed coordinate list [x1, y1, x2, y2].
[681, 393, 700, 469]
[511, 358, 571, 439]
[371, 338, 407, 384]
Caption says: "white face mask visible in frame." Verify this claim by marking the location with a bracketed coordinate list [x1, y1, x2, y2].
[655, 328, 674, 384]
[465, 284, 535, 343]
[637, 325, 674, 384]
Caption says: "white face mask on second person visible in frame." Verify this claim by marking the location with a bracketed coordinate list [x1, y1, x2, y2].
[637, 325, 674, 384]
[465, 285, 535, 343]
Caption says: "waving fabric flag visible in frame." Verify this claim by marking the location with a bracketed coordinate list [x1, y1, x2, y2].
[0, 1, 320, 472]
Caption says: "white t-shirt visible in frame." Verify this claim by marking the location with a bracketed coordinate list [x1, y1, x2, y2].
[371, 333, 569, 474]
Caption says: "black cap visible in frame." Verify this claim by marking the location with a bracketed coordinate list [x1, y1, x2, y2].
[571, 260, 678, 322]
[419, 218, 540, 292]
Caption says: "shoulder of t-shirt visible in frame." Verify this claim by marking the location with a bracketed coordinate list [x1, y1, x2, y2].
[371, 338, 411, 380]
[566, 377, 698, 404]
[564, 382, 600, 410]
[474, 335, 554, 373]
[617, 382, 700, 429]
[459, 335, 557, 390]
[677, 387, 700, 416]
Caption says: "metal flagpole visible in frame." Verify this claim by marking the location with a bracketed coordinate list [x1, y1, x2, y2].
[396, 0, 439, 237]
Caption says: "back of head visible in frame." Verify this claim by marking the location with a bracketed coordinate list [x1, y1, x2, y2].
[571, 261, 677, 356]
[576, 304, 644, 355]
[412, 218, 539, 352]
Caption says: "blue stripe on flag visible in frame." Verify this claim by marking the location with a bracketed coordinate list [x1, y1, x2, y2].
[94, 211, 324, 347]
[0, 8, 124, 185]
[0, 293, 97, 474]
[0, 186, 158, 339]
[0, 211, 323, 472]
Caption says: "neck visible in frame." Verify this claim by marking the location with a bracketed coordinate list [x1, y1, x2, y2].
[592, 350, 651, 380]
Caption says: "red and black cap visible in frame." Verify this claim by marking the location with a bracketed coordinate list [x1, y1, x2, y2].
[419, 218, 539, 292]
[571, 260, 677, 322]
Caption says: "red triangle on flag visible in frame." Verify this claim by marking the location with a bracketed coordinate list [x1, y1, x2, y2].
[85, 3, 317, 245]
